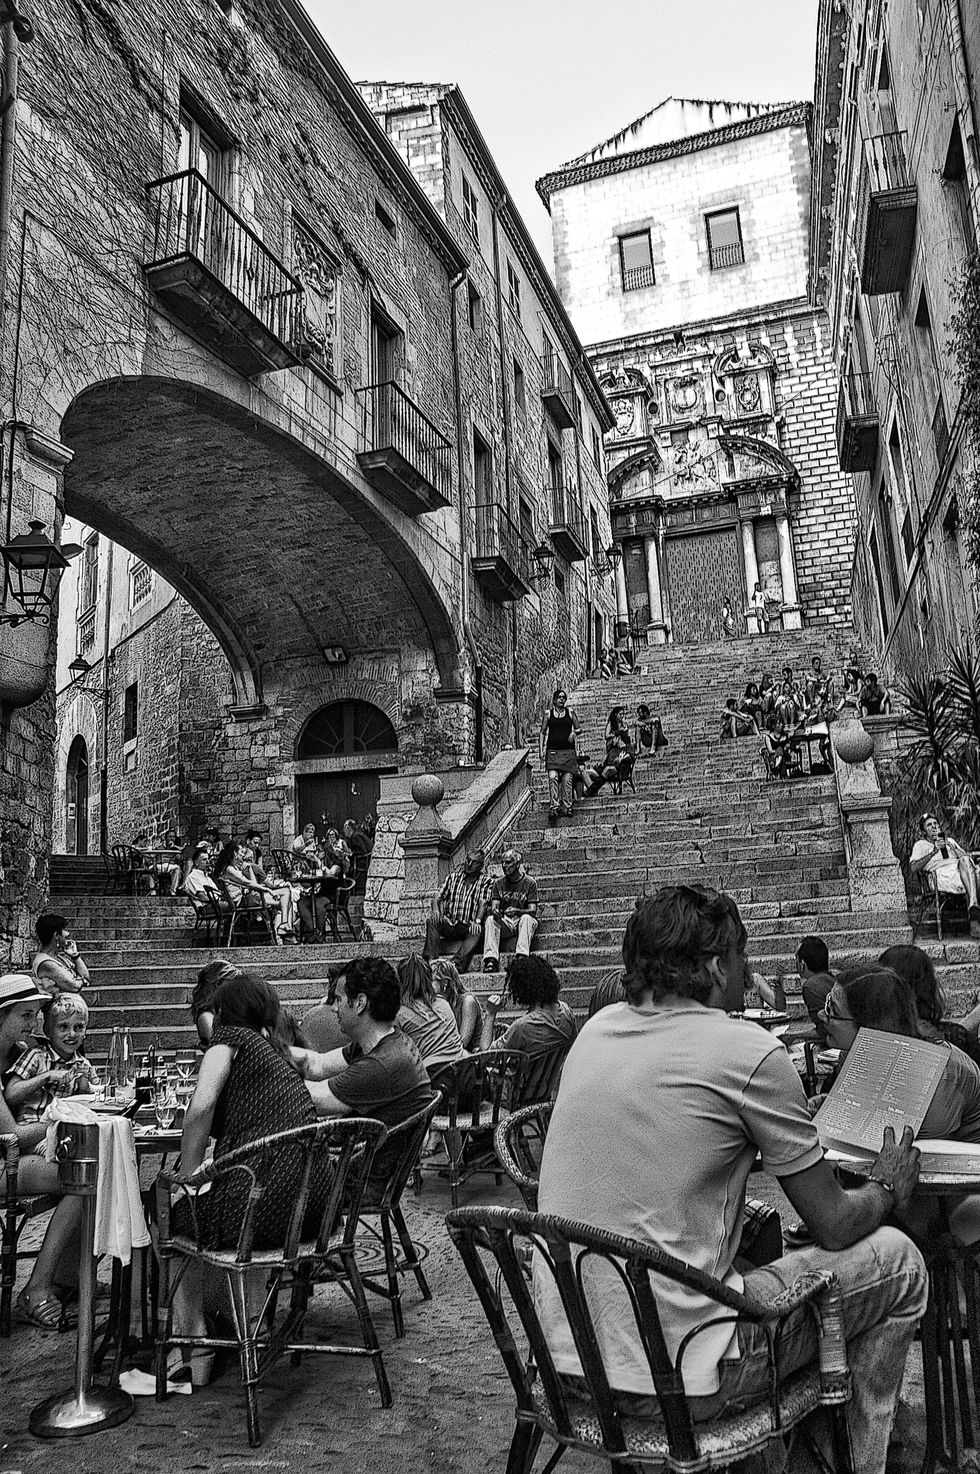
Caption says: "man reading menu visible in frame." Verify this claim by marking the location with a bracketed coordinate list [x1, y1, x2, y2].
[535, 885, 928, 1474]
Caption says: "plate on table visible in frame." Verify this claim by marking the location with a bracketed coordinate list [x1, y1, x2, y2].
[815, 1049, 842, 1070]
[73, 1094, 132, 1115]
[740, 1010, 790, 1027]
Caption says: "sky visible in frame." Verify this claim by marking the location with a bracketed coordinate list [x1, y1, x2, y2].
[309, 0, 820, 270]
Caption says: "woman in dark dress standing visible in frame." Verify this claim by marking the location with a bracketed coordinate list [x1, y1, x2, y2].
[166, 974, 324, 1385]
[539, 687, 580, 822]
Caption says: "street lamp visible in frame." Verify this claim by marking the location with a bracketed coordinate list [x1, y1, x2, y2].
[531, 540, 556, 583]
[0, 520, 80, 625]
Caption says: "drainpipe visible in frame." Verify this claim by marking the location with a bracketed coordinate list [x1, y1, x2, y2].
[0, 10, 23, 330]
[490, 196, 521, 745]
[449, 265, 484, 764]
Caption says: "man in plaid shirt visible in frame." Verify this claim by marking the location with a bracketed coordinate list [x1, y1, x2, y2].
[423, 848, 492, 974]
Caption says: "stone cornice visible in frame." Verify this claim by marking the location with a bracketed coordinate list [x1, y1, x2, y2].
[536, 103, 811, 205]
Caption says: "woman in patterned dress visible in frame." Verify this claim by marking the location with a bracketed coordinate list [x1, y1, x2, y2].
[166, 974, 324, 1384]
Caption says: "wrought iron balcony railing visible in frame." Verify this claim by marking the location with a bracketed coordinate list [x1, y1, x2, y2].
[540, 347, 576, 431]
[709, 240, 745, 271]
[546, 484, 588, 562]
[859, 132, 918, 295]
[835, 370, 880, 474]
[471, 502, 532, 601]
[145, 170, 304, 375]
[355, 380, 453, 515]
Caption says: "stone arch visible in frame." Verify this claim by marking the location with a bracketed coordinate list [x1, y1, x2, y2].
[284, 677, 402, 760]
[52, 693, 100, 854]
[295, 700, 398, 760]
[717, 433, 801, 487]
[59, 376, 462, 706]
[609, 445, 665, 493]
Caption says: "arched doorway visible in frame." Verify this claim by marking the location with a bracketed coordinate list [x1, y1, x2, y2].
[66, 736, 90, 855]
[295, 700, 398, 835]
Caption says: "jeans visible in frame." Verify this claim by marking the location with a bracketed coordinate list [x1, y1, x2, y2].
[483, 912, 538, 963]
[695, 1227, 927, 1473]
[423, 915, 482, 972]
[548, 771, 573, 811]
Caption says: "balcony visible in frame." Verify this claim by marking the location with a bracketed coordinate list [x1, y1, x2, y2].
[355, 381, 452, 515]
[709, 241, 745, 271]
[835, 371, 880, 473]
[540, 348, 576, 431]
[145, 171, 304, 376]
[547, 485, 588, 563]
[470, 503, 532, 602]
[859, 132, 918, 295]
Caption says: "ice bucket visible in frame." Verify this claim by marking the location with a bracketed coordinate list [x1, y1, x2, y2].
[55, 1121, 101, 1194]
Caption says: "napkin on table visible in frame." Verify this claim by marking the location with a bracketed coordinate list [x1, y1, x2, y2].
[42, 1098, 151, 1265]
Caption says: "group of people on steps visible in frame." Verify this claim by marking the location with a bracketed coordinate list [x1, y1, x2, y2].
[539, 688, 667, 822]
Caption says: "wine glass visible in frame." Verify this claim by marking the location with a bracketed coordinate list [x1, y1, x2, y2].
[154, 1083, 177, 1131]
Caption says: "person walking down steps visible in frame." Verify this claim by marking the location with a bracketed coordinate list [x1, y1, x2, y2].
[540, 687, 580, 823]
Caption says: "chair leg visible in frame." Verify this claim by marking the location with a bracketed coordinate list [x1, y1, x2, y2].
[229, 1269, 263, 1447]
[506, 1422, 544, 1474]
[391, 1201, 431, 1302]
[338, 1247, 392, 1408]
[445, 1128, 463, 1210]
[379, 1210, 404, 1338]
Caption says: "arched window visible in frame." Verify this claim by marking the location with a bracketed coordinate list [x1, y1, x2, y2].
[296, 700, 397, 759]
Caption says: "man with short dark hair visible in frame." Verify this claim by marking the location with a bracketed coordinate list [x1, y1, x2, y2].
[423, 848, 492, 973]
[292, 956, 432, 1132]
[536, 884, 927, 1472]
[796, 934, 835, 1041]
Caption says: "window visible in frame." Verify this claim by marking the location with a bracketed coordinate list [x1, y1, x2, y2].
[706, 208, 744, 270]
[619, 231, 655, 292]
[461, 174, 479, 243]
[375, 199, 396, 236]
[547, 441, 564, 494]
[942, 118, 972, 251]
[869, 528, 889, 636]
[877, 487, 903, 603]
[877, 47, 891, 90]
[554, 567, 565, 596]
[178, 101, 227, 195]
[506, 261, 521, 320]
[574, 392, 584, 431]
[513, 359, 525, 418]
[370, 308, 401, 384]
[76, 610, 96, 656]
[123, 682, 138, 744]
[591, 427, 603, 469]
[473, 429, 492, 505]
[466, 279, 482, 331]
[129, 560, 152, 609]
[887, 420, 915, 558]
[79, 534, 99, 614]
[590, 508, 601, 557]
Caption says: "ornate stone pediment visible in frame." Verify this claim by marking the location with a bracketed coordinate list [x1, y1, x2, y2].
[718, 433, 799, 487]
[601, 365, 660, 439]
[713, 341, 776, 378]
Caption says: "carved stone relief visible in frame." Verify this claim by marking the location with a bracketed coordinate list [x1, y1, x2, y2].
[292, 219, 340, 378]
[666, 375, 705, 421]
[671, 431, 718, 490]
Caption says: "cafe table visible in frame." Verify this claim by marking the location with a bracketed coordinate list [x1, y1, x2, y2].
[828, 1139, 980, 1474]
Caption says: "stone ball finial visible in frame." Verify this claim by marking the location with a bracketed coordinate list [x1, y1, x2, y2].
[411, 774, 445, 808]
[832, 720, 875, 765]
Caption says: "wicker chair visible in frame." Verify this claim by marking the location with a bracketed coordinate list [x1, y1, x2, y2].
[155, 1118, 390, 1446]
[417, 1049, 526, 1209]
[494, 1101, 553, 1212]
[356, 1096, 440, 1337]
[215, 876, 278, 947]
[910, 866, 980, 941]
[1, 1133, 59, 1337]
[447, 1205, 854, 1474]
[509, 1042, 570, 1110]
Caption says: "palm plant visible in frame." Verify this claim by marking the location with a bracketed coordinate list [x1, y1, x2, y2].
[894, 646, 980, 851]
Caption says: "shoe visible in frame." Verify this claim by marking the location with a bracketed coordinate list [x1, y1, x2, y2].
[547, 808, 558, 824]
[483, 958, 497, 973]
[16, 1290, 77, 1331]
[559, 807, 572, 818]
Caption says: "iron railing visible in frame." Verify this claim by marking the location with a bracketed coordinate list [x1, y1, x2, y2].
[709, 240, 745, 271]
[146, 170, 303, 348]
[540, 348, 575, 416]
[474, 503, 532, 585]
[356, 381, 453, 503]
[622, 263, 656, 292]
[547, 483, 586, 540]
[864, 131, 912, 194]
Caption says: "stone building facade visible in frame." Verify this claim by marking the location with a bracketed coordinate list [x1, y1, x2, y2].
[813, 0, 980, 682]
[537, 99, 858, 643]
[0, 0, 610, 959]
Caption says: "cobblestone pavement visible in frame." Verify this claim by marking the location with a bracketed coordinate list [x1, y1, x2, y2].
[1, 1173, 928, 1473]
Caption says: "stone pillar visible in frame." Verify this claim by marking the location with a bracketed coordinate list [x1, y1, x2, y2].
[644, 537, 668, 645]
[740, 520, 762, 633]
[398, 774, 453, 944]
[776, 514, 802, 631]
[614, 559, 629, 640]
[833, 724, 907, 913]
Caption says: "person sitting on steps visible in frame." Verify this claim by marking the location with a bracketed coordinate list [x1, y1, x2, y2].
[910, 812, 980, 939]
[860, 671, 891, 716]
[482, 849, 538, 972]
[540, 687, 580, 822]
[422, 848, 493, 974]
[719, 698, 755, 740]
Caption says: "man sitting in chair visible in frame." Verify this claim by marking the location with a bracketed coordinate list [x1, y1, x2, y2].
[423, 848, 493, 974]
[482, 850, 538, 972]
[910, 812, 980, 939]
[535, 884, 927, 1473]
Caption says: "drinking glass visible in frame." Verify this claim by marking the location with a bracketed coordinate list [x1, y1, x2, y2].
[154, 1084, 177, 1131]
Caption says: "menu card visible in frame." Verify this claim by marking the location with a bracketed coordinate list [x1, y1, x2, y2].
[813, 1028, 947, 1159]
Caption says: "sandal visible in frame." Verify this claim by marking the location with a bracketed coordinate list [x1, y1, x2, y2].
[16, 1290, 77, 1331]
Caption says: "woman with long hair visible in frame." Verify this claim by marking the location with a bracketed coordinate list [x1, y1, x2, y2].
[211, 842, 284, 945]
[430, 956, 483, 1050]
[539, 687, 580, 823]
[880, 944, 980, 1058]
[395, 954, 465, 1070]
[166, 974, 325, 1385]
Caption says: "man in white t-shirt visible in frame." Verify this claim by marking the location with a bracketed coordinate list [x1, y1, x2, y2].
[535, 884, 927, 1473]
[910, 812, 980, 937]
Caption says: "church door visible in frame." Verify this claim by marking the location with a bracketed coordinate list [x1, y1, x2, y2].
[664, 528, 744, 644]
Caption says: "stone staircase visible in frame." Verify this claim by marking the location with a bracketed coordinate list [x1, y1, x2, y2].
[47, 629, 980, 1056]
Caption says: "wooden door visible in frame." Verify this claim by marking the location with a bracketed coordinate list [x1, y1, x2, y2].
[296, 770, 392, 838]
[664, 528, 744, 643]
[66, 735, 89, 855]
